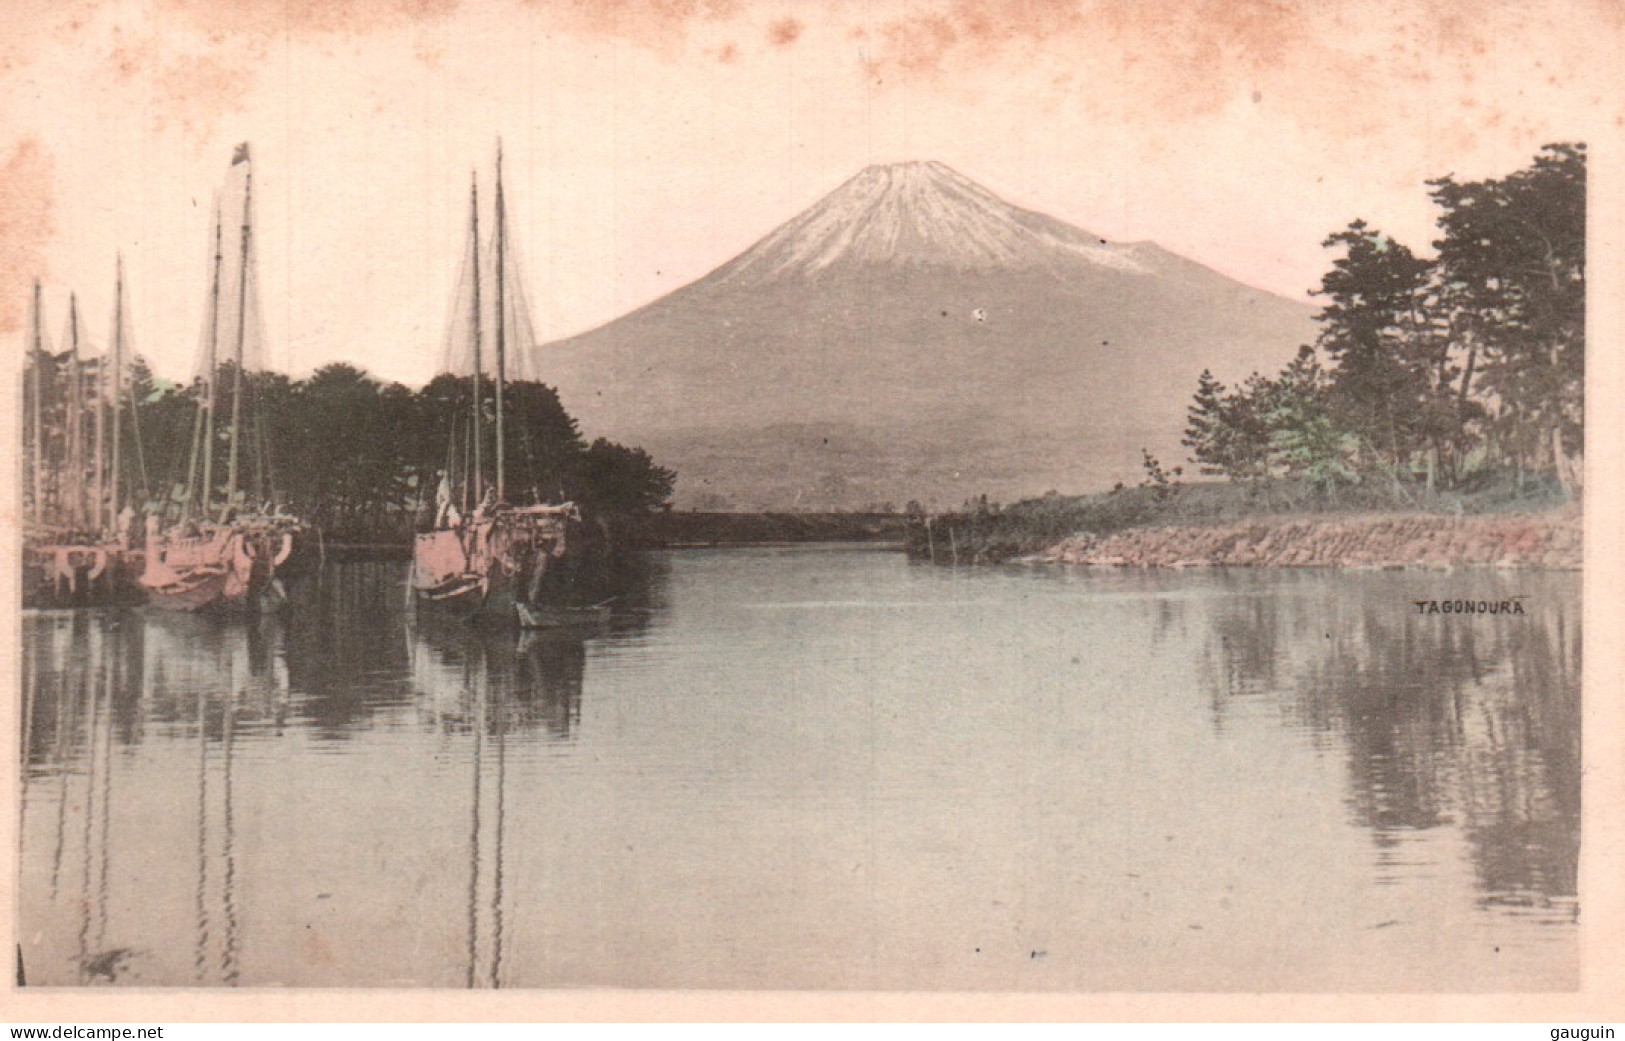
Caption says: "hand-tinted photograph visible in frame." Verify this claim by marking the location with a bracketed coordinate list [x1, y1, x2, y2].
[8, 0, 1600, 998]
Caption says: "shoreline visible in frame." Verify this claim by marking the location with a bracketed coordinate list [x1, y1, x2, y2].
[1029, 506, 1581, 570]
[303, 513, 909, 561]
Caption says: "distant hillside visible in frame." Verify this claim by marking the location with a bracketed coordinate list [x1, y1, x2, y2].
[534, 161, 1314, 509]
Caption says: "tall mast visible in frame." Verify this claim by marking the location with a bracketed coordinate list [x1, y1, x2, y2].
[109, 256, 125, 529]
[93, 301, 106, 532]
[469, 172, 484, 506]
[223, 146, 251, 520]
[66, 293, 83, 529]
[28, 280, 44, 525]
[493, 141, 507, 504]
[126, 308, 152, 511]
[195, 205, 224, 518]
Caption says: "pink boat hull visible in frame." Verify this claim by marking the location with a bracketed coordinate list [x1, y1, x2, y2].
[412, 504, 578, 625]
[140, 519, 299, 613]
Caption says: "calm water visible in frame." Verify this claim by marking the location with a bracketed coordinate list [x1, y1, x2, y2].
[17, 548, 1580, 990]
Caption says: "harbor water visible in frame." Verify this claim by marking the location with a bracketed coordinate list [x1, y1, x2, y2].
[17, 548, 1580, 989]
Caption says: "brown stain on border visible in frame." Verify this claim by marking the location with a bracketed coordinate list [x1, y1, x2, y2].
[86, 0, 464, 142]
[30, 0, 1624, 168]
[0, 138, 55, 334]
[852, 0, 1624, 142]
[157, 0, 461, 41]
[542, 0, 745, 56]
[768, 16, 802, 48]
[870, 0, 1310, 94]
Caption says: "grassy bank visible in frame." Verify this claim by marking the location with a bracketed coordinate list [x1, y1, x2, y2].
[903, 477, 1577, 567]
[1037, 507, 1580, 570]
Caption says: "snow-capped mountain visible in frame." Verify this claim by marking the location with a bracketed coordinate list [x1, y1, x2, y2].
[533, 162, 1314, 509]
[712, 161, 1148, 281]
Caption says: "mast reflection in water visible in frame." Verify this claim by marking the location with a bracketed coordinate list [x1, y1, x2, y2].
[20, 609, 286, 985]
[409, 617, 590, 987]
[18, 562, 607, 988]
[18, 552, 1578, 990]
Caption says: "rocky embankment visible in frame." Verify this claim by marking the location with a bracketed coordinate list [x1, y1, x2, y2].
[1034, 507, 1581, 569]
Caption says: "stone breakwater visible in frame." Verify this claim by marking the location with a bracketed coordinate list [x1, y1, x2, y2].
[1034, 508, 1581, 569]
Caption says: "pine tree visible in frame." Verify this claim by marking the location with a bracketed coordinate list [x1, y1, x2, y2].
[1181, 369, 1229, 476]
[1429, 143, 1584, 490]
[1313, 220, 1432, 474]
[1264, 347, 1358, 496]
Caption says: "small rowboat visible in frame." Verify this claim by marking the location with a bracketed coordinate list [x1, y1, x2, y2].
[514, 599, 613, 631]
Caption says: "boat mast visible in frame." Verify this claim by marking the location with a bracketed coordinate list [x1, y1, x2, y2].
[223, 147, 251, 521]
[92, 292, 107, 532]
[493, 141, 506, 504]
[110, 256, 124, 531]
[469, 172, 484, 509]
[66, 293, 83, 530]
[126, 317, 153, 512]
[191, 205, 224, 519]
[28, 280, 44, 525]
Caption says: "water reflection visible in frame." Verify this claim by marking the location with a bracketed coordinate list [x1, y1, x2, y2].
[408, 617, 587, 742]
[282, 563, 416, 736]
[403, 618, 591, 986]
[18, 556, 1578, 989]
[19, 611, 281, 984]
[139, 611, 292, 734]
[1197, 571, 1580, 922]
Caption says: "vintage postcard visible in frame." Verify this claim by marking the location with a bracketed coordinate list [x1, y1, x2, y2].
[2, 0, 1622, 1023]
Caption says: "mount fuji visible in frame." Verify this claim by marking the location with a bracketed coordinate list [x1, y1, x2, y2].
[532, 161, 1315, 509]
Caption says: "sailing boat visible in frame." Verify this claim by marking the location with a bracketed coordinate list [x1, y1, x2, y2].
[140, 144, 305, 612]
[411, 144, 583, 627]
[22, 271, 145, 608]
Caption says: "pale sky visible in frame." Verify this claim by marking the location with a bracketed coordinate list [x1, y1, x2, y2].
[2, 0, 1620, 387]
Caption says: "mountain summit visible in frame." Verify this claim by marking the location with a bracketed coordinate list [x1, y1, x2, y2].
[534, 163, 1314, 509]
[715, 161, 1145, 282]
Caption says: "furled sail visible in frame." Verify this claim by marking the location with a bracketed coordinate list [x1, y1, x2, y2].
[188, 154, 269, 384]
[437, 162, 545, 382]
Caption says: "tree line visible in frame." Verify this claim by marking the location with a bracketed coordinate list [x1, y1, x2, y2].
[1180, 143, 1583, 502]
[40, 358, 677, 542]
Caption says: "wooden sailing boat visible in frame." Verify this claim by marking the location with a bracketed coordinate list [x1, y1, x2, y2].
[22, 271, 145, 608]
[411, 144, 582, 626]
[140, 144, 305, 612]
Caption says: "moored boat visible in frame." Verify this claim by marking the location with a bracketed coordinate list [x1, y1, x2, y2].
[22, 271, 148, 609]
[139, 144, 308, 613]
[513, 598, 612, 631]
[412, 502, 579, 617]
[410, 143, 588, 626]
[140, 511, 301, 612]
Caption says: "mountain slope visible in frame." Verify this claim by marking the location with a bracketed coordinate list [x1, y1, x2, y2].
[533, 161, 1315, 509]
[711, 160, 1146, 281]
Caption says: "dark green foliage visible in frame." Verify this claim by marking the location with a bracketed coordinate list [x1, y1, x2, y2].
[1313, 220, 1439, 469]
[1181, 368, 1275, 482]
[1429, 143, 1584, 485]
[280, 363, 404, 531]
[1180, 143, 1585, 501]
[1181, 370, 1229, 477]
[128, 365, 674, 542]
[577, 438, 677, 515]
[1261, 346, 1359, 494]
[1139, 450, 1182, 504]
[123, 362, 203, 511]
[504, 379, 587, 503]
